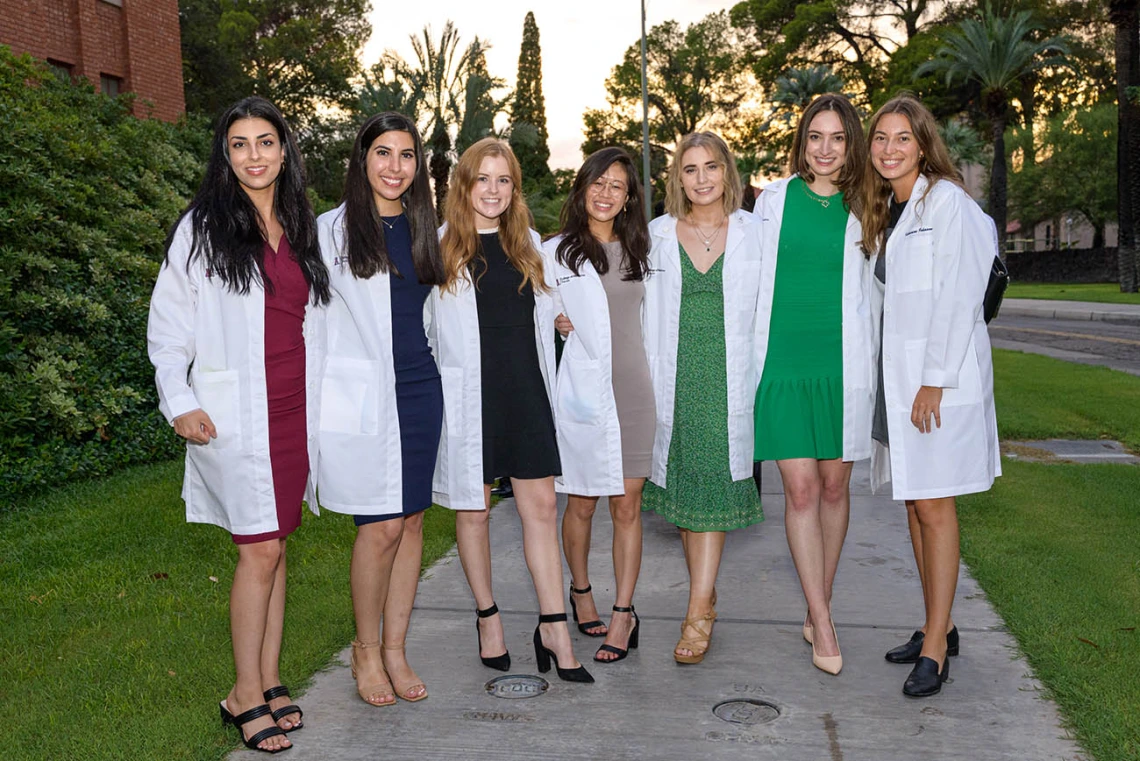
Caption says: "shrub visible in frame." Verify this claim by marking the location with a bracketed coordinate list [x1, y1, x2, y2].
[0, 47, 209, 503]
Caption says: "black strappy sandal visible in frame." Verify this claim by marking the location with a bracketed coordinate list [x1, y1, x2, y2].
[595, 605, 640, 663]
[220, 701, 291, 754]
[263, 685, 303, 732]
[569, 584, 607, 637]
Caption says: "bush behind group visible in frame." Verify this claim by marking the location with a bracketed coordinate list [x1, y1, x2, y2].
[0, 47, 210, 504]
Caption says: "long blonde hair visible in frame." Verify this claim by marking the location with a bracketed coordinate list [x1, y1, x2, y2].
[859, 93, 963, 257]
[441, 137, 547, 294]
[664, 132, 743, 219]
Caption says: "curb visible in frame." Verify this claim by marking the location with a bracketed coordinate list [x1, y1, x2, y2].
[999, 301, 1140, 325]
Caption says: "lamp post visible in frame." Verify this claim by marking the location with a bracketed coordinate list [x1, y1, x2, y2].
[640, 0, 652, 218]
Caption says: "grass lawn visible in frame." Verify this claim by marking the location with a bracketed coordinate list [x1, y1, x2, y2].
[0, 461, 457, 761]
[957, 349, 1140, 761]
[1006, 282, 1140, 304]
[991, 349, 1140, 451]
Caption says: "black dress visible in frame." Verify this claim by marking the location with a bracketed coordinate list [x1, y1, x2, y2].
[354, 214, 443, 527]
[472, 230, 560, 484]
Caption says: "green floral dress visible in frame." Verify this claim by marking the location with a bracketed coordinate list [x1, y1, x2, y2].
[642, 248, 764, 532]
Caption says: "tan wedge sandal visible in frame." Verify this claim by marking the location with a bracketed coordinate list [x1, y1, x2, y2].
[674, 610, 717, 665]
[350, 640, 396, 707]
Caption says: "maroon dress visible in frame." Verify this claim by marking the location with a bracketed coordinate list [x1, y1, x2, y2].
[233, 237, 310, 544]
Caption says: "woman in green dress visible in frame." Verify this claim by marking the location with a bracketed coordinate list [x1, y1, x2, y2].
[752, 94, 873, 675]
[642, 132, 764, 664]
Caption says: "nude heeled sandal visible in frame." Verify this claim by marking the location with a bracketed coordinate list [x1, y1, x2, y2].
[350, 640, 396, 707]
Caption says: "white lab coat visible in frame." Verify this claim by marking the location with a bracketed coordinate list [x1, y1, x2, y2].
[316, 204, 437, 515]
[867, 175, 1001, 500]
[147, 216, 326, 534]
[644, 211, 762, 487]
[428, 228, 559, 511]
[541, 235, 625, 496]
[752, 176, 874, 462]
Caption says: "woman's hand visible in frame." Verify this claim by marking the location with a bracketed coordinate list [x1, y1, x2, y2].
[555, 313, 575, 338]
[173, 409, 217, 444]
[910, 386, 943, 433]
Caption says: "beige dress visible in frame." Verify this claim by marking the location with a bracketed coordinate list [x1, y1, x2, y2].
[599, 240, 655, 479]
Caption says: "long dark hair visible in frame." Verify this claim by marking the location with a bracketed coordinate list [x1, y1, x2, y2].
[788, 93, 866, 216]
[342, 112, 444, 283]
[554, 147, 649, 281]
[164, 97, 329, 304]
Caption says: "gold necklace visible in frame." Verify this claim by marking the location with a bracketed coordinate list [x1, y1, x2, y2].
[802, 182, 839, 209]
[688, 215, 727, 253]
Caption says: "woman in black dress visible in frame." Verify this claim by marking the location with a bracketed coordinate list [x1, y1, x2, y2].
[436, 138, 592, 683]
[317, 113, 445, 707]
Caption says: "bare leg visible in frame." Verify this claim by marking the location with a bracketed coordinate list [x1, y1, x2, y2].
[225, 539, 291, 752]
[513, 476, 583, 669]
[905, 500, 955, 634]
[913, 496, 959, 666]
[818, 459, 853, 605]
[675, 529, 725, 659]
[456, 488, 506, 659]
[350, 518, 403, 706]
[382, 511, 427, 700]
[778, 459, 838, 657]
[562, 494, 606, 635]
[258, 541, 300, 730]
[597, 478, 645, 660]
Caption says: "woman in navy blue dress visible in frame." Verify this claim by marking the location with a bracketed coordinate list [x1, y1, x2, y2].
[317, 113, 445, 707]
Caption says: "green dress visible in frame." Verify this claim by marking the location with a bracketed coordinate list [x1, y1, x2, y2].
[642, 248, 764, 532]
[753, 177, 847, 461]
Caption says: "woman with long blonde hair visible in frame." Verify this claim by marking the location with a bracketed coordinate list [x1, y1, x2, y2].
[430, 138, 593, 683]
[860, 93, 1000, 697]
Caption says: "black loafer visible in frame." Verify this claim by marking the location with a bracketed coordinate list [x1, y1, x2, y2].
[903, 656, 949, 697]
[885, 627, 960, 663]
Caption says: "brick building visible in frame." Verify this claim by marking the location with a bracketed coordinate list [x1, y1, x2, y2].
[0, 0, 185, 122]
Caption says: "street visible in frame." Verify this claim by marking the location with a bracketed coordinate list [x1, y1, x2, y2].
[989, 313, 1140, 376]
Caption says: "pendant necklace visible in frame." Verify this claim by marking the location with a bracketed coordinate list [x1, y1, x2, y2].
[802, 182, 837, 209]
[690, 215, 726, 253]
[381, 216, 398, 231]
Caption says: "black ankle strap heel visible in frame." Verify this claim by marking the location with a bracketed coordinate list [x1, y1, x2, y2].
[475, 603, 510, 672]
[595, 605, 640, 663]
[533, 613, 594, 683]
[569, 584, 606, 637]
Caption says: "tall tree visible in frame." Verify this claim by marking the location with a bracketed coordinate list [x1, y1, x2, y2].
[730, 0, 935, 99]
[918, 7, 1069, 250]
[582, 12, 755, 159]
[771, 65, 846, 111]
[510, 12, 552, 182]
[1112, 0, 1140, 291]
[179, 0, 371, 123]
[457, 40, 508, 155]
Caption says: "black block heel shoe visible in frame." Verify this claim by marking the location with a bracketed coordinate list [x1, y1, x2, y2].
[569, 584, 606, 637]
[903, 656, 950, 697]
[533, 613, 594, 683]
[886, 626, 960, 663]
[220, 701, 290, 754]
[595, 605, 639, 663]
[476, 603, 511, 672]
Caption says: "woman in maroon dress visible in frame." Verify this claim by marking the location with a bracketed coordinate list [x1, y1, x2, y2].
[149, 97, 330, 754]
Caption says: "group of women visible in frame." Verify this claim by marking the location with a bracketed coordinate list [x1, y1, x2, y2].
[147, 90, 1000, 754]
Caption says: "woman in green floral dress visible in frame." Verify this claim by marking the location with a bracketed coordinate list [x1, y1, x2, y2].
[642, 132, 764, 664]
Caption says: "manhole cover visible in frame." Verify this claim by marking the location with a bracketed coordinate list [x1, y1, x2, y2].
[485, 675, 549, 699]
[713, 699, 781, 725]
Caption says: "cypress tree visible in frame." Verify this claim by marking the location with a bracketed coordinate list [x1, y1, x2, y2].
[510, 11, 552, 182]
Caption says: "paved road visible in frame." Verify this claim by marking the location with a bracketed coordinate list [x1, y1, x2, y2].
[231, 462, 1085, 761]
[989, 313, 1140, 376]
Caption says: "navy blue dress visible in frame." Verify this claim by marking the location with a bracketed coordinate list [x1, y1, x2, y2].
[354, 215, 443, 526]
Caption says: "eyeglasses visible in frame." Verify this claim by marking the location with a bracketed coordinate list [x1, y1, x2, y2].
[589, 178, 628, 197]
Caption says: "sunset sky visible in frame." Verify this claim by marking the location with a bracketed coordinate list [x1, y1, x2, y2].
[362, 1, 736, 169]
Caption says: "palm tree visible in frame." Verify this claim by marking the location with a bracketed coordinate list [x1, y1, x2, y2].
[1111, 0, 1139, 292]
[771, 66, 846, 112]
[918, 5, 1068, 250]
[357, 52, 426, 118]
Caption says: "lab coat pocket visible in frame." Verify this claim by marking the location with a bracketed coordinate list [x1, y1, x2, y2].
[939, 342, 983, 408]
[894, 236, 934, 293]
[558, 358, 605, 425]
[321, 357, 380, 436]
[191, 369, 243, 450]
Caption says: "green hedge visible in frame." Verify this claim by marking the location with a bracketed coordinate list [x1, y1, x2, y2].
[0, 48, 209, 503]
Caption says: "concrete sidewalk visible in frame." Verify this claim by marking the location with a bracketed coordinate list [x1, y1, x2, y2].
[1001, 297, 1140, 324]
[234, 462, 1086, 760]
